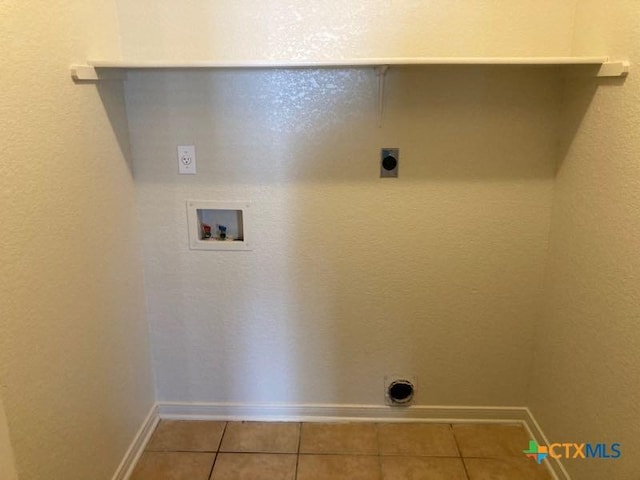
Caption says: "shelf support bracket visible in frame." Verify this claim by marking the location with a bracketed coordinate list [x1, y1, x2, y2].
[70, 65, 126, 82]
[375, 65, 389, 128]
[597, 61, 630, 77]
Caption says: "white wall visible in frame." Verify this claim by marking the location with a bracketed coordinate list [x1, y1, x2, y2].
[529, 1, 640, 479]
[115, 0, 577, 61]
[127, 65, 561, 406]
[122, 1, 582, 409]
[0, 1, 155, 479]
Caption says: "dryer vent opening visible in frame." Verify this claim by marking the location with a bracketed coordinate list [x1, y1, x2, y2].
[387, 379, 415, 405]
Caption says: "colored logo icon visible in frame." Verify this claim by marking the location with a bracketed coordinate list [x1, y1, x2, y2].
[524, 440, 548, 464]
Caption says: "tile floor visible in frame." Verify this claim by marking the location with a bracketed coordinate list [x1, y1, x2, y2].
[130, 420, 552, 480]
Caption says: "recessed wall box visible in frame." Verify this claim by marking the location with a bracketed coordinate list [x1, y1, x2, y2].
[380, 148, 399, 178]
[186, 201, 252, 251]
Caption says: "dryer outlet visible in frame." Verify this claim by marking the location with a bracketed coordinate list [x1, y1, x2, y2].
[384, 374, 417, 406]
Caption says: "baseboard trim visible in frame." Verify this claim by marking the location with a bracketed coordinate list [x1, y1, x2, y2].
[112, 403, 159, 480]
[523, 407, 571, 480]
[157, 402, 529, 423]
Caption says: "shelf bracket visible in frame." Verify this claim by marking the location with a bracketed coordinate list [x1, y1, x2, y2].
[70, 65, 126, 82]
[375, 65, 389, 128]
[597, 60, 630, 77]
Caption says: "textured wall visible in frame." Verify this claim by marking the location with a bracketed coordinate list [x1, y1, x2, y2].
[0, 397, 17, 480]
[127, 65, 561, 406]
[528, 2, 640, 479]
[0, 1, 155, 479]
[115, 0, 577, 61]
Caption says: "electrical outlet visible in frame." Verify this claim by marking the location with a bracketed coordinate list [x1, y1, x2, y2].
[178, 145, 197, 174]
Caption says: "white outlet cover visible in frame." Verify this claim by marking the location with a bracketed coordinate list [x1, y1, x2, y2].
[178, 145, 196, 174]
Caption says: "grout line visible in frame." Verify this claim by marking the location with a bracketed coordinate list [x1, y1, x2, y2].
[206, 452, 217, 480]
[296, 453, 467, 457]
[450, 423, 471, 480]
[458, 455, 534, 459]
[460, 458, 471, 480]
[207, 421, 228, 480]
[217, 421, 230, 452]
[146, 449, 219, 453]
[206, 450, 301, 455]
[375, 422, 384, 480]
[246, 452, 466, 457]
[450, 423, 463, 458]
[294, 422, 302, 480]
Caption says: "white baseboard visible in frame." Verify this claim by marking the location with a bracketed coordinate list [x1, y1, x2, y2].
[522, 407, 571, 480]
[157, 402, 529, 423]
[149, 402, 567, 480]
[112, 403, 159, 480]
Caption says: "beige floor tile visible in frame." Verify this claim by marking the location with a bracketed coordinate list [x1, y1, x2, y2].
[464, 457, 553, 480]
[146, 420, 226, 452]
[297, 454, 381, 480]
[219, 421, 299, 453]
[377, 423, 459, 457]
[300, 422, 378, 455]
[210, 453, 296, 480]
[381, 456, 467, 480]
[452, 423, 530, 457]
[130, 451, 215, 480]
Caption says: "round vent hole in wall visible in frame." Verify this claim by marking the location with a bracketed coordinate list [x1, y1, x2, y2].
[387, 379, 415, 405]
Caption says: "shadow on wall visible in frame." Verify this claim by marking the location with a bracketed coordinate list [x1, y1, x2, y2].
[110, 64, 600, 407]
[555, 72, 624, 174]
[95, 82, 135, 175]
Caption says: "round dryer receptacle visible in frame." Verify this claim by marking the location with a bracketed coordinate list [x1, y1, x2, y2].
[387, 379, 415, 405]
[382, 155, 398, 171]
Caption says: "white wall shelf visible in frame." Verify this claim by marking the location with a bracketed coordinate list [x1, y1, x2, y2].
[71, 57, 629, 80]
[71, 57, 629, 126]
